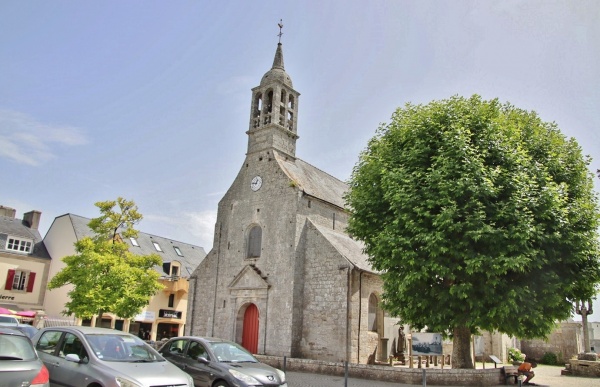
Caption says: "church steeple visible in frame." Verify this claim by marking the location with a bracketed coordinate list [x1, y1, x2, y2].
[247, 23, 300, 159]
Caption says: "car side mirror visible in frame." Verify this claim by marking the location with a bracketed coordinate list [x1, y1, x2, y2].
[65, 354, 82, 363]
[197, 356, 209, 364]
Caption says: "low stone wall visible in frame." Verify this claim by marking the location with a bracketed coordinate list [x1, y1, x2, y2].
[256, 355, 503, 386]
[567, 359, 600, 377]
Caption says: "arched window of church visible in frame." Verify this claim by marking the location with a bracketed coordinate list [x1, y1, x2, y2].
[280, 89, 286, 105]
[253, 93, 262, 129]
[247, 225, 262, 258]
[253, 93, 262, 118]
[368, 293, 378, 332]
[266, 90, 273, 113]
[263, 90, 273, 125]
[288, 95, 294, 109]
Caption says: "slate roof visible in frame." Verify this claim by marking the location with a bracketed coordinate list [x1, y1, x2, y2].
[0, 214, 51, 260]
[65, 214, 206, 278]
[275, 152, 348, 209]
[310, 220, 377, 273]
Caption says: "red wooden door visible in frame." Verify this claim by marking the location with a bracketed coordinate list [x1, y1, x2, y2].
[242, 304, 259, 354]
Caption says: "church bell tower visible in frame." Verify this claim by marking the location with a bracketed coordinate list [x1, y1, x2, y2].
[246, 26, 300, 160]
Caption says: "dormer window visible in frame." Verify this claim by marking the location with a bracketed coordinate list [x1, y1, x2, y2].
[153, 242, 163, 252]
[162, 261, 181, 280]
[6, 237, 33, 254]
[130, 237, 139, 247]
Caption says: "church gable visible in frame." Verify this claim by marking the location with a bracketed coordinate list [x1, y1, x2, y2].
[228, 264, 270, 290]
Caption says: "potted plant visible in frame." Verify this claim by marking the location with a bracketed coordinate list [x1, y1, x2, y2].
[508, 347, 526, 365]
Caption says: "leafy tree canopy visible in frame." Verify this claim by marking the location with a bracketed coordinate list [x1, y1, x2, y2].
[48, 197, 163, 321]
[345, 95, 600, 367]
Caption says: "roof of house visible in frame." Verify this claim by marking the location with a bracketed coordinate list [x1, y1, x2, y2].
[64, 214, 206, 278]
[0, 214, 51, 260]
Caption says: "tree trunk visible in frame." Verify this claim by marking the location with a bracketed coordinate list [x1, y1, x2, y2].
[95, 310, 104, 327]
[451, 325, 473, 369]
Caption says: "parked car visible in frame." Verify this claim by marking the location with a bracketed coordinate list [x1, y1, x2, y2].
[31, 326, 194, 387]
[0, 326, 50, 387]
[0, 314, 20, 326]
[158, 336, 287, 387]
[11, 324, 39, 338]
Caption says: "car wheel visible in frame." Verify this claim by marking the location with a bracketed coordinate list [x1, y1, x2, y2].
[213, 382, 230, 387]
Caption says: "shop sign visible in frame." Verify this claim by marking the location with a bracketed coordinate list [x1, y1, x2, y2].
[134, 311, 156, 322]
[159, 309, 182, 319]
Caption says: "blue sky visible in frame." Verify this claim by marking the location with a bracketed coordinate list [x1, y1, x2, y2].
[2, 1, 600, 316]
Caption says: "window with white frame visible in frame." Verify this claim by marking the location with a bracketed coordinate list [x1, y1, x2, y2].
[130, 237, 139, 247]
[153, 242, 162, 252]
[4, 269, 36, 292]
[6, 237, 33, 253]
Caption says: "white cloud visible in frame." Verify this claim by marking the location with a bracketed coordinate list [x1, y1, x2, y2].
[143, 209, 216, 251]
[0, 109, 88, 166]
[185, 210, 217, 250]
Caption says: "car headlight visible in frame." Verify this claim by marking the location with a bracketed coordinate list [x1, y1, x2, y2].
[276, 368, 286, 383]
[115, 376, 143, 387]
[186, 374, 194, 386]
[228, 368, 260, 384]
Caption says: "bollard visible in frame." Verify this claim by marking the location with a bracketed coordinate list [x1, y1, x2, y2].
[283, 356, 286, 373]
[344, 361, 349, 387]
[422, 368, 426, 387]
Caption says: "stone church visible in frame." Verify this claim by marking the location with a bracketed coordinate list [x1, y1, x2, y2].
[187, 39, 401, 363]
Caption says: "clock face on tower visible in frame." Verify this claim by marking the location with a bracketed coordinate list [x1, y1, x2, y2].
[250, 176, 263, 191]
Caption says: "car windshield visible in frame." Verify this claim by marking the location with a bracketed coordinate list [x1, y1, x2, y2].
[208, 341, 258, 363]
[0, 334, 36, 361]
[86, 333, 164, 363]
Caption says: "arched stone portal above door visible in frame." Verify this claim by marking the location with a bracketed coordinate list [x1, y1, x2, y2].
[229, 265, 270, 354]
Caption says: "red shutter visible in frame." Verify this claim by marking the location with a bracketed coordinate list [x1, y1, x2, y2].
[26, 272, 36, 292]
[5, 269, 15, 290]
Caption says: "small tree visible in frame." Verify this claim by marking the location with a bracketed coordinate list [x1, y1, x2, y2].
[48, 197, 163, 325]
[345, 95, 600, 368]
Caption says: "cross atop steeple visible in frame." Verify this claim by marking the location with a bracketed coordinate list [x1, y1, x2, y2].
[278, 19, 283, 43]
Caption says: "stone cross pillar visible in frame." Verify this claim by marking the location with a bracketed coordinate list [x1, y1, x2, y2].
[576, 299, 594, 352]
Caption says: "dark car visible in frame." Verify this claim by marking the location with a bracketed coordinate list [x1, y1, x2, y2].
[158, 336, 287, 387]
[31, 326, 194, 387]
[0, 326, 50, 387]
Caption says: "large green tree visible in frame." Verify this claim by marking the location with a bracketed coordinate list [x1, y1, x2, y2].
[345, 95, 600, 368]
[48, 197, 163, 325]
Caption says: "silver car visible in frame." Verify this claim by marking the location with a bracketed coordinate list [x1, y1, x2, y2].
[158, 336, 287, 387]
[31, 326, 194, 387]
[0, 326, 50, 387]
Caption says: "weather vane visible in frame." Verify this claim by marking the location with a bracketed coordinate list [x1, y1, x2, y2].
[278, 19, 283, 43]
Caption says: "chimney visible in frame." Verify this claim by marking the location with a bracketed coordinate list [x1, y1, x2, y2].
[22, 210, 42, 230]
[0, 205, 17, 218]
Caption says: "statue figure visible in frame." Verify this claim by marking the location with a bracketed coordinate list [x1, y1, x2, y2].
[397, 325, 406, 364]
